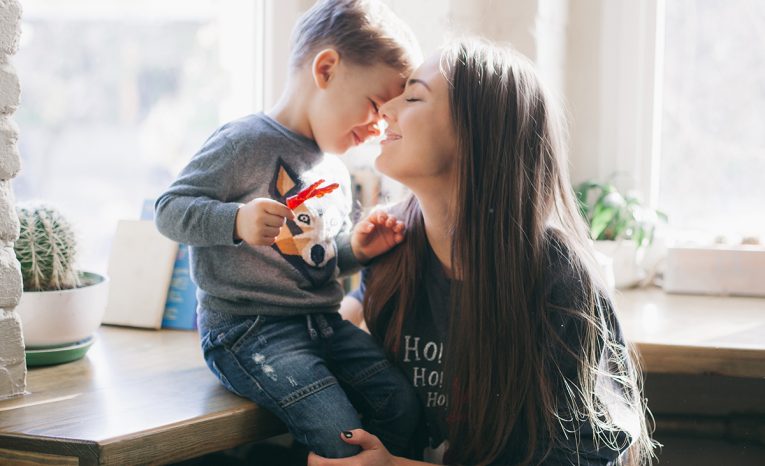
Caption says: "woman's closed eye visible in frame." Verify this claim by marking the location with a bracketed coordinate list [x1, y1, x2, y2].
[405, 97, 421, 103]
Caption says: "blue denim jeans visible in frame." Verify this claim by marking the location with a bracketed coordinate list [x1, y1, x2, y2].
[198, 310, 419, 458]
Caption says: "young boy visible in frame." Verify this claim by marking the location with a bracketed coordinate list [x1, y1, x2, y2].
[154, 0, 422, 459]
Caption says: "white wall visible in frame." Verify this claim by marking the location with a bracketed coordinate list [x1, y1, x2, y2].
[261, 0, 315, 109]
[0, 0, 26, 399]
[565, 0, 663, 203]
[263, 0, 556, 100]
[447, 0, 539, 58]
[564, 0, 603, 185]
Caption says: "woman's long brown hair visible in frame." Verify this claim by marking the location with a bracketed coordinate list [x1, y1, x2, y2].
[364, 39, 655, 465]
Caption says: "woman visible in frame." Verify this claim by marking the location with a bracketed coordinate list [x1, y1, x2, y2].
[309, 39, 656, 466]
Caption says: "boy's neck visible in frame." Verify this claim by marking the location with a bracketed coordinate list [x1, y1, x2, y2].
[267, 78, 315, 142]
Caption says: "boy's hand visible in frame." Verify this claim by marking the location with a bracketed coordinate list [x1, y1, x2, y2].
[351, 210, 405, 264]
[234, 198, 295, 246]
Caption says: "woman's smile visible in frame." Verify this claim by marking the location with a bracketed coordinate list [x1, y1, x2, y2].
[381, 130, 401, 145]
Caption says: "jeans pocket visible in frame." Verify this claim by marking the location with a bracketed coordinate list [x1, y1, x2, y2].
[229, 315, 267, 352]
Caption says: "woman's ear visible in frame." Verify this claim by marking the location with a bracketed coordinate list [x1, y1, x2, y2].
[312, 48, 340, 90]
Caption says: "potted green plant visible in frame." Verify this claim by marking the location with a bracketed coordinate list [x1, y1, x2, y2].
[13, 205, 109, 364]
[575, 180, 668, 288]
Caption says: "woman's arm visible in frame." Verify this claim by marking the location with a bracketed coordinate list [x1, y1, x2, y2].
[308, 452, 439, 466]
[340, 268, 370, 332]
[394, 459, 441, 466]
[531, 240, 635, 466]
[339, 294, 369, 333]
[307, 429, 442, 466]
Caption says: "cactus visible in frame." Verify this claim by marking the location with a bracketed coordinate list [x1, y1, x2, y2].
[14, 205, 80, 292]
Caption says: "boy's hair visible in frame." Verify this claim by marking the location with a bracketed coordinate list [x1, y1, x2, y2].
[290, 0, 421, 74]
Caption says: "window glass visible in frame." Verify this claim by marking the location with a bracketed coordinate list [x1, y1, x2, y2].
[659, 0, 765, 239]
[15, 0, 260, 271]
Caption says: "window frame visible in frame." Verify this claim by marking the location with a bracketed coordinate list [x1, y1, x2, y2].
[595, 0, 665, 208]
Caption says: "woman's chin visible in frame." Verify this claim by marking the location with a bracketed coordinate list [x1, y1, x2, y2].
[373, 155, 394, 178]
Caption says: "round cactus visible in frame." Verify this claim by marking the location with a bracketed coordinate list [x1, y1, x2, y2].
[14, 205, 80, 291]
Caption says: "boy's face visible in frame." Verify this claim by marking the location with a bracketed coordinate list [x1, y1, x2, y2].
[309, 52, 406, 155]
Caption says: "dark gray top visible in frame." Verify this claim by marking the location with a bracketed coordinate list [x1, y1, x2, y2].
[351, 234, 635, 465]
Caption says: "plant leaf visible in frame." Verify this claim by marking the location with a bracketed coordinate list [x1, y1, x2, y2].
[591, 206, 617, 240]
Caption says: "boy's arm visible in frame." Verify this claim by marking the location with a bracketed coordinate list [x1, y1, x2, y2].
[336, 168, 363, 275]
[155, 131, 243, 247]
[336, 232, 363, 276]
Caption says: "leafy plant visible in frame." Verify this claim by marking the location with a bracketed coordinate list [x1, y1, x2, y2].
[14, 205, 80, 292]
[575, 180, 668, 247]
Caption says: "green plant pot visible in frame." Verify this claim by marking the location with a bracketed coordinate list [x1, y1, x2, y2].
[25, 336, 96, 367]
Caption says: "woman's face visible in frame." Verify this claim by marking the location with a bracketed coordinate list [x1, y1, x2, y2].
[375, 53, 458, 186]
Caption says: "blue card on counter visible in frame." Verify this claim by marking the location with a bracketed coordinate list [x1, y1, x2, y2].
[141, 199, 198, 330]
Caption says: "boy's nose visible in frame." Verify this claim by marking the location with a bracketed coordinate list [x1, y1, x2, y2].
[368, 109, 383, 126]
[367, 121, 382, 137]
[354, 122, 381, 142]
[379, 99, 396, 123]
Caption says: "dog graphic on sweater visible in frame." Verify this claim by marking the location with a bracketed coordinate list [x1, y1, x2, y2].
[269, 159, 347, 286]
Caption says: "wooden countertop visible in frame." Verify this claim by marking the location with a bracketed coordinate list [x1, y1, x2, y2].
[1, 288, 763, 464]
[614, 287, 765, 378]
[0, 327, 285, 466]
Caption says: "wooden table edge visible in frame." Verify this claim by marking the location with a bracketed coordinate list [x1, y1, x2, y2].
[634, 342, 765, 378]
[1, 403, 286, 465]
[0, 433, 98, 464]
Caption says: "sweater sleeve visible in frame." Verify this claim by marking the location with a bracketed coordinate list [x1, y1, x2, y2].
[334, 160, 363, 275]
[336, 232, 362, 276]
[154, 129, 244, 247]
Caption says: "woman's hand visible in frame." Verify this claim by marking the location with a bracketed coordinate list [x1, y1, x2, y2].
[307, 429, 398, 466]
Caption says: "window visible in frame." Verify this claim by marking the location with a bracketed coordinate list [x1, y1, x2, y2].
[14, 0, 263, 272]
[658, 0, 765, 239]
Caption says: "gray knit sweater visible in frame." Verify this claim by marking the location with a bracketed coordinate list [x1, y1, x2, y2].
[155, 113, 360, 316]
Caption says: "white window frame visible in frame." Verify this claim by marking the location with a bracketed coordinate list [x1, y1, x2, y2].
[596, 0, 665, 208]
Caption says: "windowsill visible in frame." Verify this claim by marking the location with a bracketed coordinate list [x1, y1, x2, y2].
[614, 286, 765, 378]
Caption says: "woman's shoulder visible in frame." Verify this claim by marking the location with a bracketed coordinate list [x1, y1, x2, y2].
[541, 229, 591, 308]
[540, 229, 621, 343]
